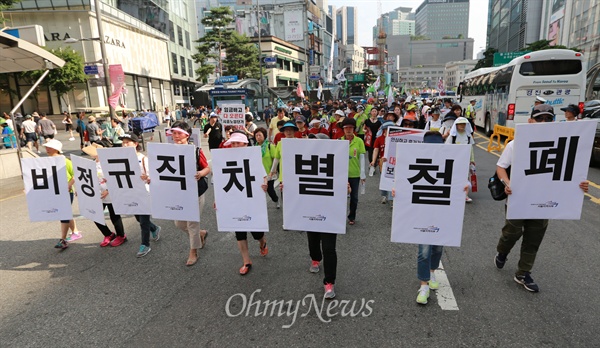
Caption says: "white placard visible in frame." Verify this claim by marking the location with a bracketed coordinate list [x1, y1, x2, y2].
[21, 156, 73, 222]
[391, 143, 470, 247]
[221, 104, 245, 131]
[147, 143, 200, 221]
[191, 128, 201, 148]
[71, 155, 106, 225]
[284, 10, 303, 41]
[97, 147, 151, 215]
[379, 127, 425, 191]
[281, 138, 349, 234]
[212, 146, 269, 232]
[506, 121, 595, 220]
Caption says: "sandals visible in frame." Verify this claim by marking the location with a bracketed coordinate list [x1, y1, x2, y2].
[200, 230, 208, 249]
[348, 220, 355, 225]
[186, 257, 198, 267]
[239, 263, 252, 275]
[259, 242, 269, 257]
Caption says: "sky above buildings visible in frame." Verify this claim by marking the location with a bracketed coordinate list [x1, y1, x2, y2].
[327, 0, 488, 59]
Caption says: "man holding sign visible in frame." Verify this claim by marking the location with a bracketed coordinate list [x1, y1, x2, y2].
[494, 104, 591, 293]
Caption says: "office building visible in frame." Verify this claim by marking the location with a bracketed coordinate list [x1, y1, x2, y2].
[444, 59, 477, 89]
[415, 0, 469, 40]
[336, 6, 356, 45]
[486, 0, 543, 53]
[373, 7, 415, 42]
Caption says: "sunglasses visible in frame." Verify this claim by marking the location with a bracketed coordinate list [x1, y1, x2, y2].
[533, 115, 554, 122]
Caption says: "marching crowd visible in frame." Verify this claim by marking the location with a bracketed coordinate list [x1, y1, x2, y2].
[16, 95, 590, 304]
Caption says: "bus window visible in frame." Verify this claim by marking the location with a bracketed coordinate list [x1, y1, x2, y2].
[519, 60, 582, 76]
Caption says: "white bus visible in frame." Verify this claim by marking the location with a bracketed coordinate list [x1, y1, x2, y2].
[457, 49, 587, 135]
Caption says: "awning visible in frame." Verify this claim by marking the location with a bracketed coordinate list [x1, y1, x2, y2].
[0, 30, 65, 73]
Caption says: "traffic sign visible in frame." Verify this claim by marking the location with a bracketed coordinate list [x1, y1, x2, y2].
[309, 74, 321, 80]
[215, 75, 238, 84]
[493, 51, 531, 67]
[263, 56, 277, 63]
[84, 65, 99, 75]
[309, 66, 320, 74]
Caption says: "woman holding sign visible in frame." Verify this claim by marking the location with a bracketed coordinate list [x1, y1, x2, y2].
[170, 121, 210, 266]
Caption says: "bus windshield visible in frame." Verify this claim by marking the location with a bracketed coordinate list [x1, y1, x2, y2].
[519, 60, 583, 76]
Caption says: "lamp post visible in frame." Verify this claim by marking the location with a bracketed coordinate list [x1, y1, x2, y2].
[256, 0, 265, 115]
[65, 0, 113, 117]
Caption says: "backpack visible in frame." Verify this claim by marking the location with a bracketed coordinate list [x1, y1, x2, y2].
[451, 135, 471, 144]
[488, 166, 511, 201]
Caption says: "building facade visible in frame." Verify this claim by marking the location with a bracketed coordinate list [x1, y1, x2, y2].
[386, 35, 474, 68]
[398, 65, 446, 91]
[444, 59, 477, 89]
[486, 0, 543, 53]
[373, 7, 415, 42]
[336, 6, 356, 45]
[415, 0, 469, 40]
[539, 0, 600, 68]
[339, 44, 364, 74]
[2, 0, 173, 115]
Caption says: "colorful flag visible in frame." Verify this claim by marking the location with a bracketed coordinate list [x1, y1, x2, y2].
[296, 82, 305, 99]
[277, 97, 286, 109]
[335, 68, 347, 82]
[387, 85, 394, 108]
[437, 77, 444, 92]
[317, 80, 323, 100]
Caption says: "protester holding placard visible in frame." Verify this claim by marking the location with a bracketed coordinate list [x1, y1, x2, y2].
[119, 133, 162, 255]
[439, 105, 461, 140]
[82, 143, 127, 249]
[270, 122, 299, 184]
[254, 127, 280, 209]
[340, 118, 366, 225]
[43, 140, 82, 249]
[445, 117, 475, 203]
[371, 122, 393, 204]
[494, 104, 589, 293]
[169, 121, 210, 266]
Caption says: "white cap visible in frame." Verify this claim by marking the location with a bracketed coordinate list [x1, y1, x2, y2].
[335, 109, 345, 117]
[43, 139, 63, 154]
[292, 107, 302, 113]
[535, 96, 547, 103]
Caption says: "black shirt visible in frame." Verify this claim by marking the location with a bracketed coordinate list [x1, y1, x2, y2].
[204, 121, 223, 149]
[364, 118, 382, 141]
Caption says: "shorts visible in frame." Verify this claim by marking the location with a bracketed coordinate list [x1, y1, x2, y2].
[43, 134, 54, 140]
[66, 124, 73, 131]
[235, 231, 265, 241]
[25, 132, 37, 143]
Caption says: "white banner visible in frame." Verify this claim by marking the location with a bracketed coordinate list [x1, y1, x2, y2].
[281, 138, 349, 234]
[212, 147, 269, 232]
[221, 104, 245, 131]
[507, 121, 595, 220]
[147, 143, 200, 222]
[97, 147, 151, 215]
[71, 155, 106, 225]
[379, 127, 425, 191]
[391, 143, 471, 247]
[22, 156, 73, 222]
[284, 10, 303, 42]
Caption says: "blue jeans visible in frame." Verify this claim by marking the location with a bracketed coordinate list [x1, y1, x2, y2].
[135, 214, 158, 247]
[417, 244, 443, 282]
[380, 190, 393, 201]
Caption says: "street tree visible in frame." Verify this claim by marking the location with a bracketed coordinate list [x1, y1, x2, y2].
[0, 0, 20, 24]
[473, 47, 497, 70]
[523, 39, 582, 52]
[24, 48, 87, 113]
[223, 31, 260, 79]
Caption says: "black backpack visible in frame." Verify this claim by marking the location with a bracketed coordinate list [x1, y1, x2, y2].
[451, 135, 471, 144]
[488, 166, 511, 201]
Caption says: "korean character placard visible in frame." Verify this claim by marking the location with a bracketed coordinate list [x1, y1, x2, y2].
[281, 138, 349, 234]
[147, 143, 200, 222]
[220, 103, 246, 131]
[379, 127, 425, 191]
[71, 155, 106, 225]
[97, 147, 151, 215]
[507, 121, 596, 220]
[21, 156, 73, 222]
[391, 143, 470, 247]
[212, 146, 269, 232]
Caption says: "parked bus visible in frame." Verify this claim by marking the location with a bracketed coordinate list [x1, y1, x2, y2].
[457, 49, 587, 135]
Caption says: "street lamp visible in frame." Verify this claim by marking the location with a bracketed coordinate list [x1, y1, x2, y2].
[65, 0, 113, 117]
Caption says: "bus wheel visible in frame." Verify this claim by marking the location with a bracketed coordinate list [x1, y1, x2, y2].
[484, 117, 492, 137]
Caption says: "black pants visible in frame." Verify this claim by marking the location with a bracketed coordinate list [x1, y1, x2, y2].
[366, 146, 375, 164]
[266, 180, 279, 203]
[94, 203, 124, 237]
[235, 232, 264, 241]
[307, 232, 337, 284]
[348, 178, 360, 221]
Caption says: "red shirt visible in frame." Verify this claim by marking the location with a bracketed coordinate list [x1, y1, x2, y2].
[329, 122, 344, 139]
[373, 135, 386, 158]
[219, 140, 231, 149]
[308, 127, 329, 135]
[273, 132, 284, 145]
[294, 128, 309, 138]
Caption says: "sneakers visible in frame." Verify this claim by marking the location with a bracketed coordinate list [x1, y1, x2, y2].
[416, 287, 430, 304]
[368, 166, 375, 177]
[151, 225, 161, 242]
[494, 252, 507, 269]
[110, 235, 127, 247]
[324, 283, 336, 299]
[260, 242, 269, 257]
[514, 272, 540, 292]
[381, 196, 387, 204]
[69, 137, 75, 141]
[310, 260, 320, 273]
[429, 273, 439, 290]
[66, 231, 83, 242]
[54, 239, 68, 249]
[466, 196, 473, 203]
[100, 233, 116, 247]
[136, 245, 151, 258]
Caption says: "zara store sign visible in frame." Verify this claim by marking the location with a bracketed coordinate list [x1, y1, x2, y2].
[44, 32, 126, 49]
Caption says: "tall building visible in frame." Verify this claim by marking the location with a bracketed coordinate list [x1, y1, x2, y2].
[444, 59, 478, 89]
[336, 6, 356, 45]
[415, 0, 469, 40]
[486, 0, 543, 53]
[539, 0, 600, 68]
[373, 7, 415, 42]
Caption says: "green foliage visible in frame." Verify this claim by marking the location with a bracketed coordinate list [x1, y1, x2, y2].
[223, 31, 259, 79]
[362, 69, 376, 84]
[0, 0, 21, 23]
[523, 39, 582, 52]
[473, 47, 497, 71]
[410, 35, 430, 41]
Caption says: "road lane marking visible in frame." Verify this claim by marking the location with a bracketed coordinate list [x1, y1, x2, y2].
[585, 193, 600, 204]
[434, 261, 459, 310]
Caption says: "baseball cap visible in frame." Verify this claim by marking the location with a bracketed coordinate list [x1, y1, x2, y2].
[454, 117, 469, 125]
[119, 133, 140, 142]
[560, 104, 579, 114]
[334, 110, 345, 117]
[43, 139, 63, 153]
[308, 133, 330, 140]
[209, 112, 218, 118]
[292, 107, 302, 113]
[295, 116, 305, 123]
[531, 104, 555, 118]
[535, 96, 547, 103]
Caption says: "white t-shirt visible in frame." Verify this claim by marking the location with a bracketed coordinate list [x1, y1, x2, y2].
[425, 118, 442, 132]
[22, 119, 37, 133]
[497, 139, 514, 169]
[445, 132, 472, 145]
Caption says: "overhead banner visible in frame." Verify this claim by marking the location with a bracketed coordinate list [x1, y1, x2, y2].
[281, 138, 349, 234]
[221, 104, 245, 131]
[97, 147, 151, 215]
[391, 143, 471, 247]
[212, 147, 269, 232]
[21, 157, 73, 222]
[507, 121, 595, 220]
[284, 9, 303, 41]
[147, 143, 200, 222]
[379, 127, 425, 191]
[71, 155, 106, 225]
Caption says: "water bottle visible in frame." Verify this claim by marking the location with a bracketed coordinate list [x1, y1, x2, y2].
[360, 181, 366, 195]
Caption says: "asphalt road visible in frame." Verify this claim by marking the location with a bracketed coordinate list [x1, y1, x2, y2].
[1, 122, 599, 347]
